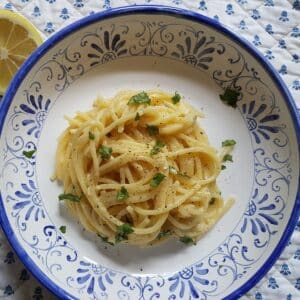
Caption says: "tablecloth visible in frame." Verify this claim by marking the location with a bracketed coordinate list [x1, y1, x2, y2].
[0, 0, 299, 299]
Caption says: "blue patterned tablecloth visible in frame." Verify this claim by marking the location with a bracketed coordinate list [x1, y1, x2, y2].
[0, 1, 299, 299]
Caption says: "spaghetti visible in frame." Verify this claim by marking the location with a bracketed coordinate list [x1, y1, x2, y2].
[54, 90, 233, 246]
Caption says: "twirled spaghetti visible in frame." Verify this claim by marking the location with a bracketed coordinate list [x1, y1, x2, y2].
[54, 90, 233, 246]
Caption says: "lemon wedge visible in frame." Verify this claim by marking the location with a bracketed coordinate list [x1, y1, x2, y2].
[0, 9, 43, 96]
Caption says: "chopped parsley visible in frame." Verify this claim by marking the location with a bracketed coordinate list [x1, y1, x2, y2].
[23, 150, 36, 158]
[58, 193, 80, 202]
[98, 234, 114, 246]
[89, 131, 95, 140]
[219, 88, 240, 108]
[146, 124, 159, 136]
[116, 186, 129, 201]
[135, 112, 140, 121]
[115, 223, 134, 243]
[150, 140, 165, 155]
[179, 236, 196, 245]
[172, 92, 181, 104]
[150, 173, 166, 187]
[223, 154, 233, 162]
[221, 165, 226, 170]
[222, 139, 236, 147]
[157, 230, 171, 240]
[127, 92, 151, 105]
[98, 145, 112, 160]
[59, 226, 66, 234]
[209, 197, 216, 205]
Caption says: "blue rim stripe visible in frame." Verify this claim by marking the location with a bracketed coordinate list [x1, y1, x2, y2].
[0, 5, 299, 300]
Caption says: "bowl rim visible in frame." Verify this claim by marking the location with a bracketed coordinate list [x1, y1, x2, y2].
[0, 5, 299, 300]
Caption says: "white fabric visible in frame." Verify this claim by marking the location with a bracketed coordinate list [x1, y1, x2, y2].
[0, 0, 299, 299]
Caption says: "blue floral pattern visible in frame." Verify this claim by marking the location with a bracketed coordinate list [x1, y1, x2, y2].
[268, 277, 279, 289]
[44, 22, 55, 33]
[291, 27, 300, 37]
[280, 264, 291, 276]
[239, 20, 247, 30]
[295, 278, 300, 290]
[265, 24, 274, 34]
[73, 0, 84, 8]
[0, 1, 299, 300]
[279, 64, 287, 75]
[253, 35, 261, 46]
[241, 101, 280, 144]
[198, 1, 207, 11]
[294, 249, 300, 260]
[225, 4, 234, 15]
[12, 180, 45, 222]
[19, 269, 30, 281]
[241, 188, 285, 239]
[168, 264, 210, 299]
[265, 0, 274, 6]
[252, 9, 261, 20]
[279, 11, 289, 22]
[87, 31, 127, 66]
[32, 6, 41, 17]
[19, 94, 51, 138]
[292, 80, 300, 90]
[72, 261, 116, 295]
[60, 8, 69, 20]
[171, 35, 215, 69]
[4, 286, 14, 296]
[4, 252, 15, 264]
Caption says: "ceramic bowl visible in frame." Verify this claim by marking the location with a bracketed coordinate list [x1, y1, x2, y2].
[0, 6, 299, 299]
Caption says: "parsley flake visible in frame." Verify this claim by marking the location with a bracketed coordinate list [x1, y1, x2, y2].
[89, 131, 95, 140]
[150, 140, 165, 155]
[99, 145, 112, 160]
[146, 124, 159, 136]
[157, 230, 171, 240]
[127, 92, 151, 105]
[135, 112, 140, 121]
[222, 139, 236, 147]
[219, 88, 240, 108]
[59, 226, 66, 234]
[23, 150, 36, 158]
[150, 173, 166, 187]
[115, 223, 134, 243]
[116, 186, 129, 201]
[223, 154, 233, 162]
[58, 193, 80, 202]
[179, 236, 196, 245]
[221, 165, 226, 170]
[172, 92, 181, 104]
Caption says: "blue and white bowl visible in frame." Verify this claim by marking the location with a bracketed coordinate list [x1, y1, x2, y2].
[0, 6, 299, 299]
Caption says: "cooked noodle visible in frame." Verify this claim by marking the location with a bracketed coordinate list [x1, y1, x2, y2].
[54, 90, 233, 246]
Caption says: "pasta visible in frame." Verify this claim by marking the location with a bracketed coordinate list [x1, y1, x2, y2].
[54, 90, 234, 246]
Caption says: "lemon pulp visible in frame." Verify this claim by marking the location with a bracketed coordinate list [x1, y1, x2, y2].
[0, 9, 42, 96]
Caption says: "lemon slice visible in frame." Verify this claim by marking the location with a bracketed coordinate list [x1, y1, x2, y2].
[0, 9, 43, 96]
